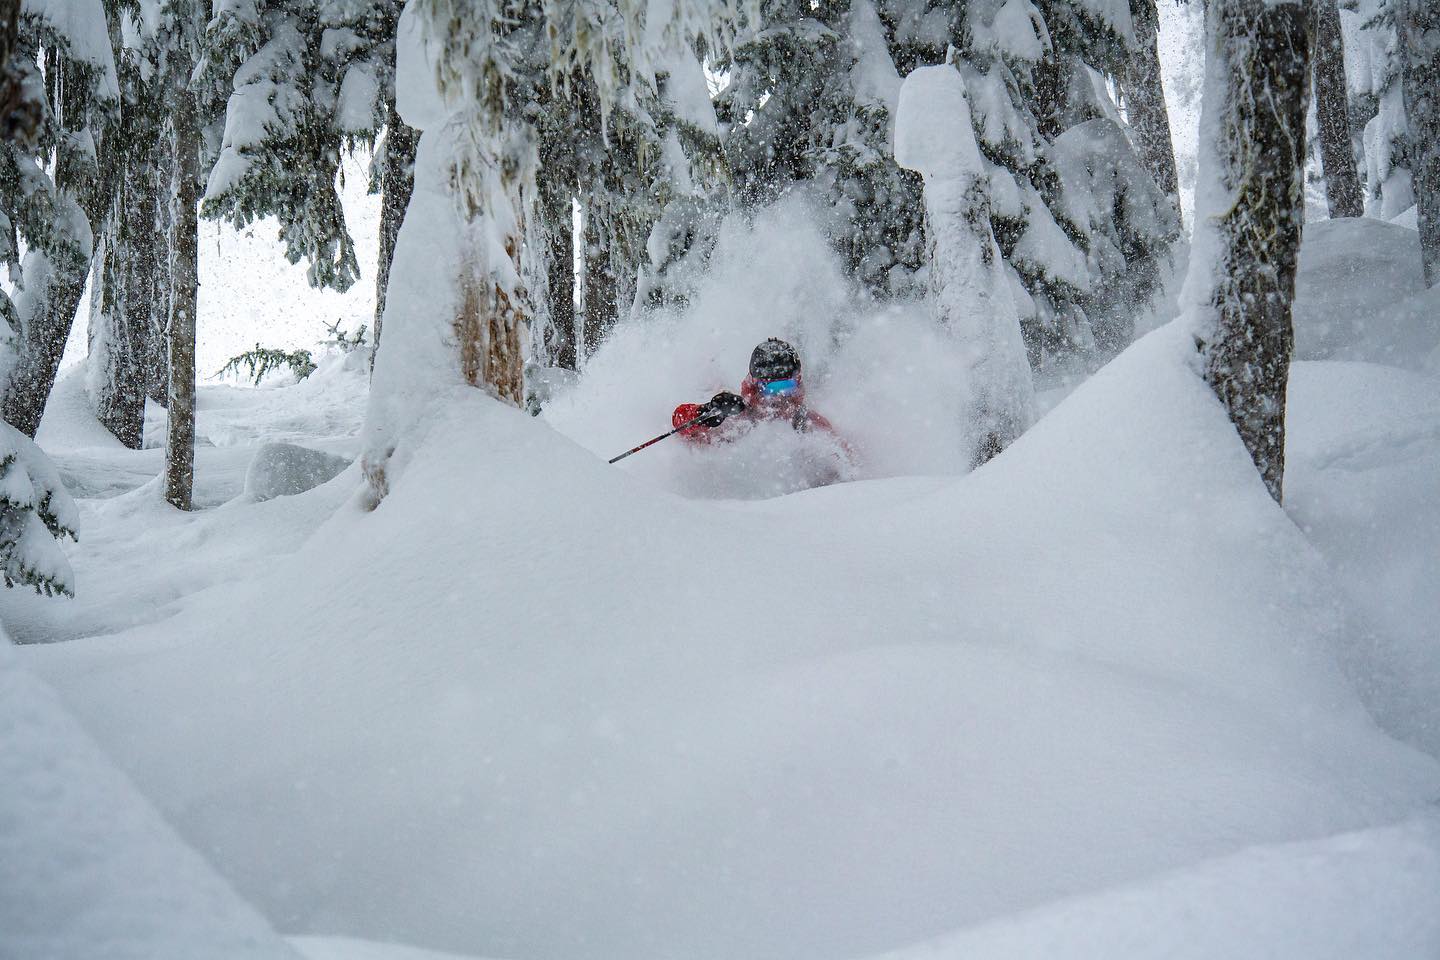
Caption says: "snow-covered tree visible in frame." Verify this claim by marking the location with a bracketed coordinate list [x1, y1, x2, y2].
[1188, 0, 1312, 504]
[878, 0, 1179, 367]
[1351, 0, 1413, 218]
[0, 419, 76, 595]
[1398, 0, 1439, 286]
[1314, 0, 1363, 218]
[0, 0, 118, 439]
[203, 0, 409, 295]
[1120, 0, 1179, 207]
[88, 0, 170, 449]
[896, 62, 1034, 466]
[715, 0, 925, 299]
[362, 0, 752, 503]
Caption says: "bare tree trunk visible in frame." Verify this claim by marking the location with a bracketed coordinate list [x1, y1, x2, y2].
[1399, 0, 1440, 287]
[546, 197, 577, 370]
[1314, 0, 1363, 219]
[1125, 0, 1181, 205]
[165, 83, 200, 511]
[581, 201, 617, 362]
[372, 103, 417, 370]
[1198, 0, 1312, 504]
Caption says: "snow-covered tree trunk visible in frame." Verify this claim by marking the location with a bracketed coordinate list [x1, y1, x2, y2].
[164, 79, 200, 511]
[1189, 0, 1312, 504]
[1124, 0, 1180, 204]
[896, 64, 1035, 467]
[1314, 0, 1363, 219]
[372, 104, 418, 369]
[1399, 0, 1440, 287]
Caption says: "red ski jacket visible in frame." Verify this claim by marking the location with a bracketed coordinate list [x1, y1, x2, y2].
[672, 375, 847, 448]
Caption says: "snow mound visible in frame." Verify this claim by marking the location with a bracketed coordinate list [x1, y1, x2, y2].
[0, 636, 297, 960]
[1292, 217, 1439, 368]
[22, 325, 1439, 960]
[873, 817, 1440, 960]
[245, 443, 352, 502]
[1285, 360, 1440, 758]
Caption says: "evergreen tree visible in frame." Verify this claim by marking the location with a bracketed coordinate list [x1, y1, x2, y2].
[896, 62, 1034, 466]
[88, 0, 170, 449]
[1121, 0, 1179, 208]
[1352, 0, 1413, 218]
[877, 0, 1178, 367]
[0, 1, 119, 438]
[1190, 0, 1312, 504]
[1398, 0, 1439, 286]
[715, 0, 925, 299]
[1314, 0, 1363, 218]
[362, 0, 750, 504]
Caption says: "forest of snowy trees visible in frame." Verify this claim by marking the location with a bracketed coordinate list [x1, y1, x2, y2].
[0, 0, 1433, 580]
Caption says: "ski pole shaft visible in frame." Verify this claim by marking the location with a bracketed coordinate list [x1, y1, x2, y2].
[608, 413, 708, 464]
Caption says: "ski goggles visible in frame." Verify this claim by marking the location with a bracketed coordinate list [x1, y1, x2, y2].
[759, 378, 801, 397]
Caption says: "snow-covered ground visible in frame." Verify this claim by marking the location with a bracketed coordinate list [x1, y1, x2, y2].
[4, 212, 1440, 959]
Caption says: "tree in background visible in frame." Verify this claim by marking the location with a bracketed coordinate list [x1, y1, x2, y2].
[1314, 0, 1363, 218]
[361, 0, 752, 504]
[0, 1, 118, 439]
[715, 0, 925, 301]
[878, 0, 1179, 369]
[1120, 0, 1180, 214]
[1398, 0, 1439, 286]
[1190, 0, 1312, 504]
[896, 62, 1034, 467]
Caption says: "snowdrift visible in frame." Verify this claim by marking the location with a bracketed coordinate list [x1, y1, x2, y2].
[21, 324, 1439, 960]
[0, 636, 298, 960]
[1292, 217, 1440, 370]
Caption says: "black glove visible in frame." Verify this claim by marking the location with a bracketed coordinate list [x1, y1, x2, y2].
[698, 391, 746, 427]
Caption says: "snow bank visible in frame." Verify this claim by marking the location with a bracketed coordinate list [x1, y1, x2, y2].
[871, 817, 1440, 960]
[0, 636, 297, 960]
[20, 323, 1438, 960]
[1286, 360, 1440, 759]
[244, 443, 352, 502]
[1291, 217, 1439, 369]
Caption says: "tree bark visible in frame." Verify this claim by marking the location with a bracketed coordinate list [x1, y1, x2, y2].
[1124, 0, 1181, 205]
[1314, 0, 1363, 219]
[372, 104, 417, 370]
[1399, 0, 1440, 287]
[546, 198, 577, 370]
[165, 83, 200, 511]
[581, 201, 617, 363]
[1199, 0, 1312, 504]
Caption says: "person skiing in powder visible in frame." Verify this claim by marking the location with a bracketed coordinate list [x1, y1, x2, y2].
[672, 339, 852, 457]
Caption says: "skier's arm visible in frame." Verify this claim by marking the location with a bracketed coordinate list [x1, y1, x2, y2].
[673, 392, 746, 441]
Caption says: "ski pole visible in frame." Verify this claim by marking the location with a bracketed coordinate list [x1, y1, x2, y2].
[608, 413, 709, 464]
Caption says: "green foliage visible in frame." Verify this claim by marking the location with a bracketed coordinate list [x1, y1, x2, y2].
[321, 318, 368, 353]
[214, 344, 317, 385]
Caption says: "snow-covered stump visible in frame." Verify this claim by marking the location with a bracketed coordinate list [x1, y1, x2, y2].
[894, 64, 1034, 468]
[1186, 0, 1312, 504]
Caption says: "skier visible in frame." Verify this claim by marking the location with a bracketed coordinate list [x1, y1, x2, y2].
[671, 339, 850, 453]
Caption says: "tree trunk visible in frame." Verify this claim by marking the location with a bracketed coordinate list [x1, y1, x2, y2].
[165, 82, 200, 511]
[1198, 0, 1312, 504]
[1399, 0, 1440, 287]
[546, 198, 577, 370]
[1314, 0, 1363, 219]
[373, 104, 417, 370]
[581, 201, 617, 363]
[1124, 0, 1181, 205]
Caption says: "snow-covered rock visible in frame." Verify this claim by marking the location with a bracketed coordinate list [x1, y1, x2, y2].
[244, 442, 352, 502]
